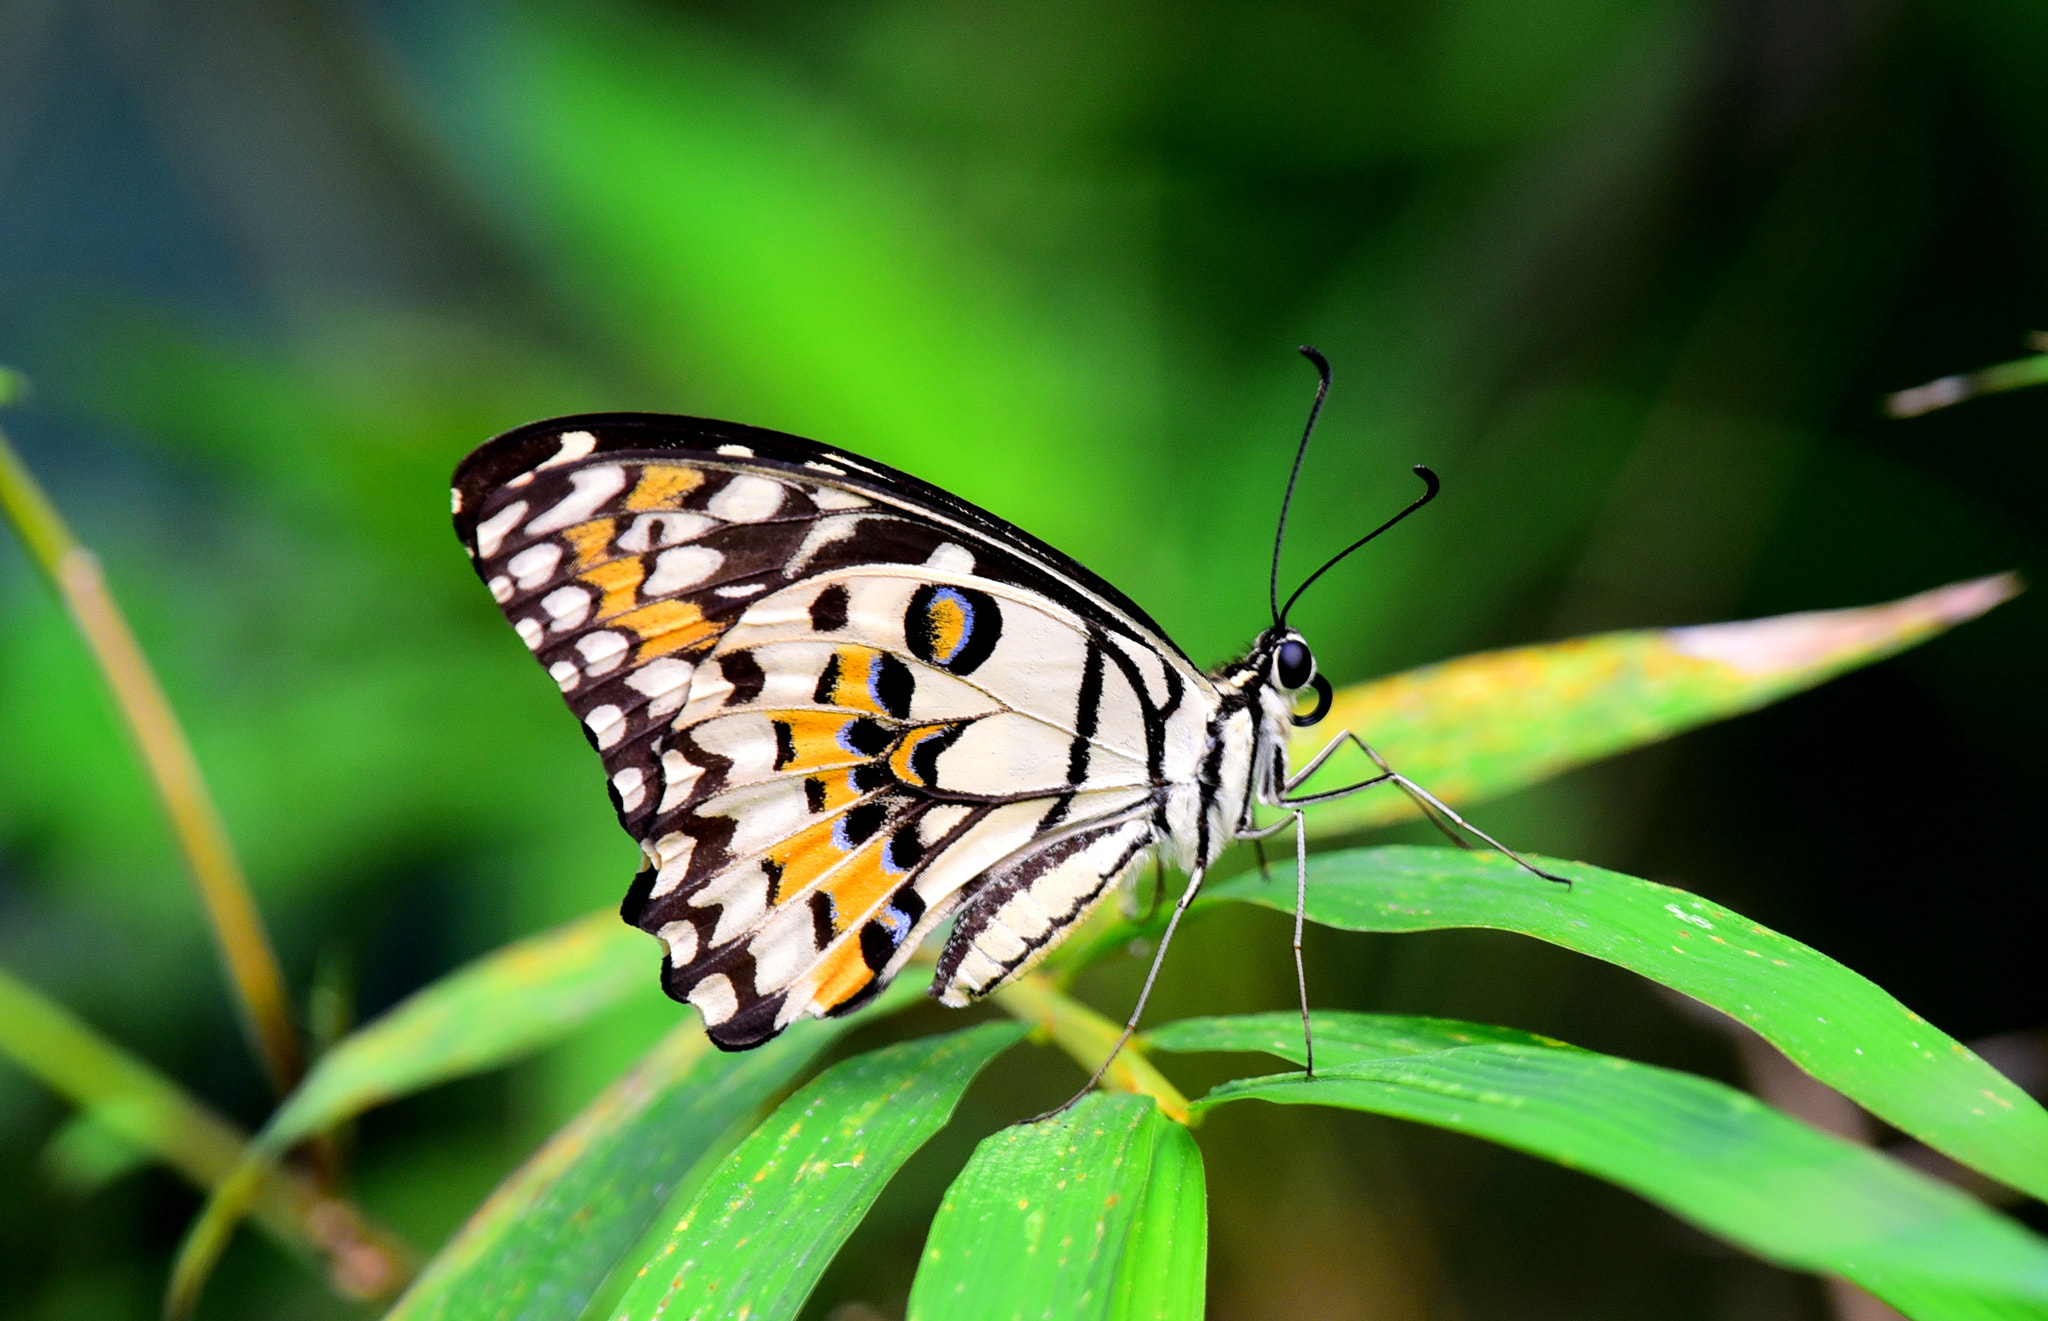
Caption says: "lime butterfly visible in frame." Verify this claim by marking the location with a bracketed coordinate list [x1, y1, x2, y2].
[452, 348, 1558, 1084]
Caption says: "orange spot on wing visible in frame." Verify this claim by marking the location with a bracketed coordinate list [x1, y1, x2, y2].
[927, 596, 968, 659]
[774, 710, 871, 772]
[563, 518, 616, 569]
[805, 939, 874, 1014]
[765, 817, 851, 902]
[618, 601, 718, 659]
[581, 557, 646, 619]
[818, 851, 898, 923]
[815, 647, 868, 713]
[889, 727, 951, 785]
[626, 464, 703, 510]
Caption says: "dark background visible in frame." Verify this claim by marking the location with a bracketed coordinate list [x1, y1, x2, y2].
[0, 1, 2043, 1318]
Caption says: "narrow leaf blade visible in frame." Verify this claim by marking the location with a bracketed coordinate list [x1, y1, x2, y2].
[167, 911, 650, 1317]
[1209, 847, 2048, 1202]
[908, 1093, 1206, 1321]
[1152, 1012, 2048, 1319]
[608, 1021, 1025, 1321]
[385, 979, 924, 1321]
[270, 910, 648, 1149]
[1294, 574, 2017, 837]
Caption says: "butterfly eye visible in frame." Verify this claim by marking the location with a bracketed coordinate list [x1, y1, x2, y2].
[1274, 638, 1314, 690]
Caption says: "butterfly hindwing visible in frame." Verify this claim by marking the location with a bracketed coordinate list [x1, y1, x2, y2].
[454, 415, 1207, 1047]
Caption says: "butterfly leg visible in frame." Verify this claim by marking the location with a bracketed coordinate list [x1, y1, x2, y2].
[1289, 809, 1316, 1079]
[1281, 732, 1570, 889]
[1029, 865, 1207, 1122]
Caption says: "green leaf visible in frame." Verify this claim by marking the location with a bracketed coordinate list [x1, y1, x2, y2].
[1204, 846, 2048, 1203]
[385, 977, 927, 1321]
[1150, 1012, 2048, 1320]
[167, 911, 651, 1317]
[607, 1021, 1025, 1321]
[1291, 574, 2018, 837]
[907, 1093, 1205, 1321]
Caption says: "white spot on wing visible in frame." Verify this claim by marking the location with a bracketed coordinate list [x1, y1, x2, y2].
[549, 660, 580, 692]
[925, 542, 976, 574]
[507, 542, 564, 589]
[526, 465, 627, 536]
[618, 512, 715, 553]
[688, 972, 738, 1025]
[975, 922, 1027, 965]
[474, 501, 528, 558]
[577, 630, 629, 677]
[488, 575, 513, 603]
[537, 430, 597, 469]
[716, 583, 767, 598]
[716, 444, 754, 457]
[810, 487, 868, 511]
[585, 703, 626, 748]
[694, 865, 770, 944]
[542, 585, 592, 632]
[514, 618, 544, 650]
[644, 545, 724, 596]
[628, 658, 696, 719]
[787, 513, 870, 573]
[750, 908, 817, 992]
[649, 831, 695, 898]
[657, 919, 699, 965]
[450, 488, 463, 514]
[691, 715, 777, 781]
[708, 475, 785, 522]
[612, 766, 645, 812]
[658, 748, 704, 812]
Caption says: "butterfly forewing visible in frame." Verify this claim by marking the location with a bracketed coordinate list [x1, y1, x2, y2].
[454, 415, 1212, 1048]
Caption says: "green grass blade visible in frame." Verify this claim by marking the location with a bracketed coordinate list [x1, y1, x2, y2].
[1292, 574, 2017, 837]
[1151, 1013, 2048, 1320]
[385, 978, 926, 1321]
[1206, 846, 2048, 1202]
[907, 1093, 1206, 1321]
[167, 910, 650, 1317]
[606, 1021, 1025, 1321]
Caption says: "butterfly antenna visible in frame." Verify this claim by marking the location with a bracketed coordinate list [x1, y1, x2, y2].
[1270, 346, 1333, 628]
[1278, 465, 1440, 626]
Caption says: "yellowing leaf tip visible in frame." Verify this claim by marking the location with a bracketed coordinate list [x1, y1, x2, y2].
[1664, 572, 2020, 677]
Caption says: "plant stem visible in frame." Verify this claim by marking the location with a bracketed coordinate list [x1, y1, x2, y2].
[0, 409, 304, 1096]
[0, 964, 413, 1299]
[1885, 349, 2048, 418]
[993, 975, 1191, 1124]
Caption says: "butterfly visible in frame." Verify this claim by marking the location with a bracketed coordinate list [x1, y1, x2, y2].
[451, 347, 1559, 1079]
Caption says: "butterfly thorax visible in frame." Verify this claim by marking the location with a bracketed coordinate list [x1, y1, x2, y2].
[1176, 635, 1304, 868]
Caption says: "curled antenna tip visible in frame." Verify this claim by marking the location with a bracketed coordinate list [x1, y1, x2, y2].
[1412, 464, 1440, 498]
[1298, 345, 1330, 376]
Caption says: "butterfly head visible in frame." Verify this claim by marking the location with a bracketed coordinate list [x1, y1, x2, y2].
[1247, 626, 1334, 728]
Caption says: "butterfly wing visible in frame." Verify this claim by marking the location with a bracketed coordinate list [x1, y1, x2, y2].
[453, 414, 1209, 1047]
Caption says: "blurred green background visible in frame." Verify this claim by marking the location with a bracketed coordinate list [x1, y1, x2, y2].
[1, 1, 2044, 1318]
